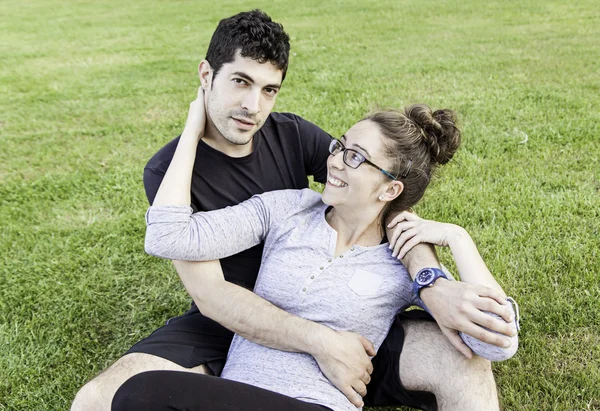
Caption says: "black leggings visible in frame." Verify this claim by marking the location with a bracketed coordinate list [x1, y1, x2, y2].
[112, 371, 333, 411]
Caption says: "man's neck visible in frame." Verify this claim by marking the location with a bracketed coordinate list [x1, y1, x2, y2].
[202, 119, 254, 158]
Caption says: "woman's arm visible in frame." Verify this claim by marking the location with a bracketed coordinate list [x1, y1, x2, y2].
[152, 87, 205, 207]
[387, 211, 520, 361]
[144, 86, 276, 261]
[145, 198, 270, 261]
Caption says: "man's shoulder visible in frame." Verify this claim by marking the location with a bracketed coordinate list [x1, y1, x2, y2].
[260, 112, 330, 146]
[144, 135, 180, 173]
[262, 112, 322, 132]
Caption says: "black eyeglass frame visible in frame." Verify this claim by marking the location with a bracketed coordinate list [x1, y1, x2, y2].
[328, 138, 399, 180]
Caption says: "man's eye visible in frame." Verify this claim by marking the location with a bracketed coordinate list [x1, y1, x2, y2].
[264, 88, 278, 96]
[233, 78, 248, 85]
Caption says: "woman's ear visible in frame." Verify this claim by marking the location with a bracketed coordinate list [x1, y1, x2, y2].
[380, 180, 404, 202]
[198, 60, 212, 90]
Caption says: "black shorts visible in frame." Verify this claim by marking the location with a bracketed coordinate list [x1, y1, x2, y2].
[126, 303, 437, 411]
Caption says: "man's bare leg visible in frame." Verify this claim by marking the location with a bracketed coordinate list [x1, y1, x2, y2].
[71, 353, 211, 411]
[400, 320, 499, 411]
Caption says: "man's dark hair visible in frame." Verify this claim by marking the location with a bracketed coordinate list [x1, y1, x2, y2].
[206, 10, 290, 81]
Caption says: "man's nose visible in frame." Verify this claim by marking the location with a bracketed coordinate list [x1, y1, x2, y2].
[241, 89, 261, 115]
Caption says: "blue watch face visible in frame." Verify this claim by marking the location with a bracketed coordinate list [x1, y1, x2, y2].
[417, 269, 434, 285]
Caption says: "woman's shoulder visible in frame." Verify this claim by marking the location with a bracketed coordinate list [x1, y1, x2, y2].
[251, 188, 323, 217]
[255, 188, 322, 207]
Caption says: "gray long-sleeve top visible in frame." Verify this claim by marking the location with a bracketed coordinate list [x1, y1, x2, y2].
[145, 188, 518, 411]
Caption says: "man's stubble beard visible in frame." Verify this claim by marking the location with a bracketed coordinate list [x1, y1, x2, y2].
[206, 94, 259, 146]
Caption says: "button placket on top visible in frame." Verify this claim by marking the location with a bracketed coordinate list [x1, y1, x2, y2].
[298, 247, 357, 296]
[299, 258, 333, 296]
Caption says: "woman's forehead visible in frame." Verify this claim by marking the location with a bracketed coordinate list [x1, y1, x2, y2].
[344, 120, 384, 156]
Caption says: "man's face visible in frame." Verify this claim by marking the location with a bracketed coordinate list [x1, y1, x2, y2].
[204, 52, 283, 147]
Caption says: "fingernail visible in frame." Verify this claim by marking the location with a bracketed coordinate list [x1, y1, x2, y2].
[503, 339, 511, 348]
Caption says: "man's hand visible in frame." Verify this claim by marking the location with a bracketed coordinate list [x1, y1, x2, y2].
[183, 86, 207, 140]
[312, 329, 376, 408]
[420, 279, 517, 358]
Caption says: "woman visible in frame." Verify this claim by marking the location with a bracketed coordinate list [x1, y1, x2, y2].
[113, 98, 518, 411]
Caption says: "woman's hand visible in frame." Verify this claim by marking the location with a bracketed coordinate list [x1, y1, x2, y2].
[182, 86, 207, 140]
[387, 211, 465, 259]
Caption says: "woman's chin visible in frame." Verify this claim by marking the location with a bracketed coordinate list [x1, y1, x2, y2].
[321, 190, 336, 206]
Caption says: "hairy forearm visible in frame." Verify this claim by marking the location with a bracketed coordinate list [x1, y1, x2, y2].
[174, 260, 330, 355]
[400, 242, 440, 280]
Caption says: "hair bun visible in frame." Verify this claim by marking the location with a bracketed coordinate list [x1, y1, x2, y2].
[405, 104, 461, 165]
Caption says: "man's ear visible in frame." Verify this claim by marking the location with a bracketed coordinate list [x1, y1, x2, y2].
[198, 60, 213, 90]
[381, 180, 404, 202]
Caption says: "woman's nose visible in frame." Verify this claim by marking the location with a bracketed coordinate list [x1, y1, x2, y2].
[328, 149, 345, 169]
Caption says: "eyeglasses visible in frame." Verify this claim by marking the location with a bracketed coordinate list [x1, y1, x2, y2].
[328, 138, 398, 180]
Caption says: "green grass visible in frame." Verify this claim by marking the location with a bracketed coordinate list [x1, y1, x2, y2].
[1, 0, 599, 410]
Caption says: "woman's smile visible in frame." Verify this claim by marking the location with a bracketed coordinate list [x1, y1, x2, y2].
[326, 174, 348, 188]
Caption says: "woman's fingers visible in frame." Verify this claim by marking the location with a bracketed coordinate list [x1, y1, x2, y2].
[388, 220, 418, 246]
[391, 228, 417, 258]
[397, 235, 424, 260]
[387, 210, 420, 228]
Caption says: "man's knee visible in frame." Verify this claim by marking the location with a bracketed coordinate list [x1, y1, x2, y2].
[111, 372, 158, 411]
[399, 320, 498, 410]
[71, 353, 204, 411]
[71, 378, 105, 411]
[400, 320, 495, 392]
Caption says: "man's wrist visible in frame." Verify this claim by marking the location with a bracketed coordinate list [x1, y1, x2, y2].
[402, 242, 440, 280]
[419, 277, 448, 302]
[303, 323, 334, 359]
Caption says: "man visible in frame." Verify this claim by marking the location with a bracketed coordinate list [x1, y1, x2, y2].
[72, 10, 516, 411]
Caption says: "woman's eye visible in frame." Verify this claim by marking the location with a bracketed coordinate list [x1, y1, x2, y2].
[350, 152, 363, 163]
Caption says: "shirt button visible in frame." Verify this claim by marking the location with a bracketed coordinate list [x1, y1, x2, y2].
[310, 275, 315, 279]
[319, 266, 324, 270]
[327, 259, 332, 263]
[339, 255, 344, 258]
[302, 287, 307, 292]
[350, 247, 355, 251]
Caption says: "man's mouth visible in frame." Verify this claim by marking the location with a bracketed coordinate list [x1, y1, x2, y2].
[232, 117, 255, 130]
[327, 175, 348, 187]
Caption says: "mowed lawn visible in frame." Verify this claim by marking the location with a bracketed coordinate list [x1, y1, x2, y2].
[1, 0, 599, 410]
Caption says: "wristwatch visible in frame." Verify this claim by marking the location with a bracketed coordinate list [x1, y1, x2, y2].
[412, 268, 448, 298]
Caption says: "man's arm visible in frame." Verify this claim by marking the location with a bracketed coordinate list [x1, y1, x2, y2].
[292, 116, 515, 356]
[387, 215, 516, 358]
[173, 259, 372, 406]
[144, 89, 373, 407]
